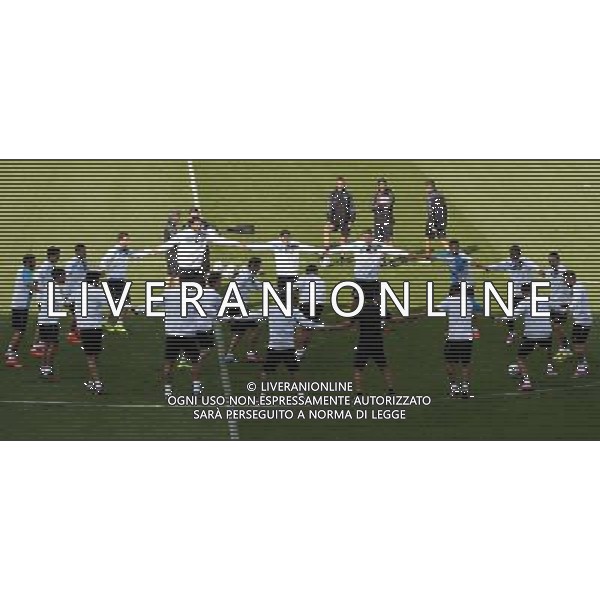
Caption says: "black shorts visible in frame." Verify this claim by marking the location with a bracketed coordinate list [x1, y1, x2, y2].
[196, 330, 216, 350]
[166, 251, 179, 277]
[277, 275, 298, 290]
[425, 220, 447, 240]
[572, 324, 591, 345]
[165, 335, 200, 362]
[550, 307, 568, 325]
[39, 323, 60, 344]
[299, 303, 324, 321]
[107, 279, 132, 304]
[228, 307, 259, 334]
[444, 340, 473, 364]
[517, 337, 552, 357]
[356, 280, 380, 301]
[179, 269, 205, 285]
[11, 307, 29, 331]
[263, 348, 298, 373]
[80, 328, 104, 356]
[329, 219, 352, 236]
[354, 345, 387, 369]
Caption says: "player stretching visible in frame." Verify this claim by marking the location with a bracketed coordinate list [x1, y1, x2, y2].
[75, 271, 108, 394]
[513, 283, 556, 391]
[37, 267, 67, 381]
[424, 180, 449, 254]
[477, 245, 539, 344]
[224, 257, 263, 364]
[540, 252, 571, 360]
[322, 176, 356, 263]
[100, 232, 150, 333]
[247, 229, 318, 289]
[295, 264, 326, 359]
[31, 246, 61, 357]
[6, 254, 36, 368]
[437, 282, 476, 398]
[564, 271, 592, 377]
[64, 243, 88, 344]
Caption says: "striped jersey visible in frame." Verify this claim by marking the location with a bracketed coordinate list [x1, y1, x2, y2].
[296, 275, 326, 305]
[514, 299, 552, 339]
[488, 257, 539, 290]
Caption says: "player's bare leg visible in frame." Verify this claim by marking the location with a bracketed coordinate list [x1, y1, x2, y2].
[41, 342, 58, 380]
[573, 341, 589, 377]
[353, 367, 364, 396]
[382, 365, 395, 394]
[6, 330, 24, 366]
[461, 363, 472, 397]
[517, 357, 532, 390]
[446, 362, 460, 397]
[84, 355, 104, 394]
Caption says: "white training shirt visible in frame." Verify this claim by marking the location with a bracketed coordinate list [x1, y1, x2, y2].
[514, 299, 553, 339]
[100, 246, 149, 280]
[38, 284, 66, 325]
[543, 265, 570, 307]
[267, 307, 313, 349]
[296, 275, 326, 305]
[34, 260, 58, 287]
[568, 282, 592, 326]
[11, 267, 35, 309]
[163, 287, 203, 336]
[162, 227, 240, 270]
[487, 257, 539, 291]
[75, 286, 107, 329]
[65, 256, 88, 300]
[437, 296, 475, 341]
[249, 240, 315, 276]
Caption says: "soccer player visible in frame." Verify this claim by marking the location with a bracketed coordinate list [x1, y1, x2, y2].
[437, 282, 476, 398]
[564, 271, 592, 377]
[31, 246, 61, 357]
[37, 267, 67, 381]
[261, 288, 317, 380]
[75, 271, 107, 394]
[163, 210, 181, 284]
[513, 282, 555, 391]
[424, 180, 449, 254]
[295, 264, 327, 358]
[541, 252, 571, 360]
[323, 176, 356, 256]
[372, 177, 395, 242]
[223, 257, 263, 363]
[329, 229, 408, 298]
[100, 232, 150, 333]
[64, 243, 88, 344]
[247, 229, 318, 289]
[6, 254, 36, 368]
[159, 215, 244, 284]
[477, 245, 539, 344]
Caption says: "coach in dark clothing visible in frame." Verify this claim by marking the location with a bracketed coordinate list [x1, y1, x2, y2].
[372, 178, 395, 242]
[326, 177, 356, 243]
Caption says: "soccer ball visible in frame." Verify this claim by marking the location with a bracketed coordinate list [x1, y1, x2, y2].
[508, 364, 521, 377]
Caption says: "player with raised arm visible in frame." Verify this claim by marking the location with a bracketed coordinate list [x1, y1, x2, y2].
[512, 282, 556, 391]
[437, 282, 476, 398]
[64, 243, 88, 345]
[37, 267, 67, 382]
[223, 257, 264, 364]
[100, 232, 150, 333]
[247, 229, 318, 289]
[6, 254, 37, 368]
[322, 176, 356, 263]
[563, 271, 592, 377]
[328, 228, 408, 299]
[476, 245, 539, 344]
[158, 215, 245, 285]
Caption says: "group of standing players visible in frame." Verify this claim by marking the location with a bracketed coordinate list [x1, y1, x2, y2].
[4, 176, 594, 398]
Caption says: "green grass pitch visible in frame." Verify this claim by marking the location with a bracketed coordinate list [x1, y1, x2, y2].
[0, 160, 599, 440]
